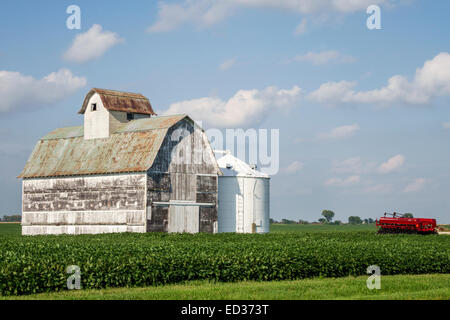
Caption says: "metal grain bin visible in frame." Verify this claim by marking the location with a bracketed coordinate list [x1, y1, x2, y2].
[216, 151, 270, 233]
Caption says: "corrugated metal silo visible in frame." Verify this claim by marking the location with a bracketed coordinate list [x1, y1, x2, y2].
[216, 151, 270, 233]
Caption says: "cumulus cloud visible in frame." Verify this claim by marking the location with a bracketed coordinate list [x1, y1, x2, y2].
[378, 154, 405, 174]
[324, 175, 360, 187]
[283, 161, 304, 173]
[64, 24, 123, 63]
[317, 124, 360, 140]
[291, 51, 355, 65]
[294, 19, 308, 35]
[363, 183, 393, 194]
[309, 52, 450, 106]
[404, 178, 427, 193]
[163, 85, 301, 127]
[331, 154, 405, 177]
[219, 58, 236, 71]
[331, 157, 377, 175]
[0, 69, 86, 113]
[147, 0, 390, 32]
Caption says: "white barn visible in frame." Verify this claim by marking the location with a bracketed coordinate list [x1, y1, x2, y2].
[18, 88, 221, 235]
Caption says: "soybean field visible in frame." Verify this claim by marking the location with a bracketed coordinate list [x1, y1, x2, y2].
[0, 223, 448, 296]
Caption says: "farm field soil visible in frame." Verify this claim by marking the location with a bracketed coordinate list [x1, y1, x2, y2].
[2, 274, 449, 300]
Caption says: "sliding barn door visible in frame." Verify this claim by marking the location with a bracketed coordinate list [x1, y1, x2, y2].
[168, 205, 199, 233]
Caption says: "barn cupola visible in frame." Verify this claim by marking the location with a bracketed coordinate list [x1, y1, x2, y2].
[78, 88, 156, 140]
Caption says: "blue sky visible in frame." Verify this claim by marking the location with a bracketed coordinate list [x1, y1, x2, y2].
[1, 0, 450, 223]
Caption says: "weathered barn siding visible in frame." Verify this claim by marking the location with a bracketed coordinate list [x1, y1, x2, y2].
[22, 173, 147, 235]
[109, 110, 128, 135]
[109, 111, 150, 134]
[146, 119, 219, 233]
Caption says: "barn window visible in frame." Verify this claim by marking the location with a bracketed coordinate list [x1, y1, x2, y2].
[91, 103, 97, 111]
[127, 113, 134, 121]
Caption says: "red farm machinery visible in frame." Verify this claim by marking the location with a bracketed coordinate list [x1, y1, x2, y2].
[376, 212, 438, 234]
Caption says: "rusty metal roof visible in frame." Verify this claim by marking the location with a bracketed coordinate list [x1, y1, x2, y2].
[41, 126, 84, 140]
[78, 88, 156, 115]
[117, 114, 188, 133]
[18, 115, 190, 178]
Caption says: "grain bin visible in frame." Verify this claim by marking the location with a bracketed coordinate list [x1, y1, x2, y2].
[215, 151, 270, 233]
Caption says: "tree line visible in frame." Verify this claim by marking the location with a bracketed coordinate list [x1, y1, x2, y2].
[271, 210, 414, 225]
[0, 215, 21, 222]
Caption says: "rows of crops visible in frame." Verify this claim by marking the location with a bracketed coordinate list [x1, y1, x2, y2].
[0, 231, 448, 296]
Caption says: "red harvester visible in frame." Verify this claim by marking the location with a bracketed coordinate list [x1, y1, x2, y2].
[376, 212, 438, 234]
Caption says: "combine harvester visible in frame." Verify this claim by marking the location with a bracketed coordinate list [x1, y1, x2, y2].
[376, 212, 438, 235]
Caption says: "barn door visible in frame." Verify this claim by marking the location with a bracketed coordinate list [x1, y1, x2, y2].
[168, 205, 199, 233]
[184, 206, 199, 233]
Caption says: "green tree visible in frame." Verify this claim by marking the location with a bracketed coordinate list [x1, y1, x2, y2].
[281, 219, 296, 224]
[318, 218, 326, 224]
[348, 216, 362, 224]
[403, 213, 413, 218]
[1, 215, 21, 222]
[321, 210, 335, 223]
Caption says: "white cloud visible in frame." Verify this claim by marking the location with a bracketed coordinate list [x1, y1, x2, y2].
[331, 154, 406, 177]
[64, 24, 123, 63]
[219, 58, 236, 71]
[363, 183, 393, 194]
[284, 161, 304, 173]
[378, 154, 405, 174]
[404, 178, 427, 193]
[147, 0, 390, 32]
[317, 124, 360, 140]
[0, 69, 86, 113]
[294, 19, 308, 35]
[163, 85, 301, 127]
[291, 51, 355, 65]
[309, 52, 450, 106]
[324, 175, 360, 187]
[331, 157, 377, 175]
[443, 122, 450, 129]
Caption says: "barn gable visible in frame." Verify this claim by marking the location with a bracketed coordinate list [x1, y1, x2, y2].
[78, 88, 156, 115]
[145, 118, 221, 233]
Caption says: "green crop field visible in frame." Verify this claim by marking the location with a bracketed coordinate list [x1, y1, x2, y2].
[0, 223, 20, 235]
[0, 223, 448, 299]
